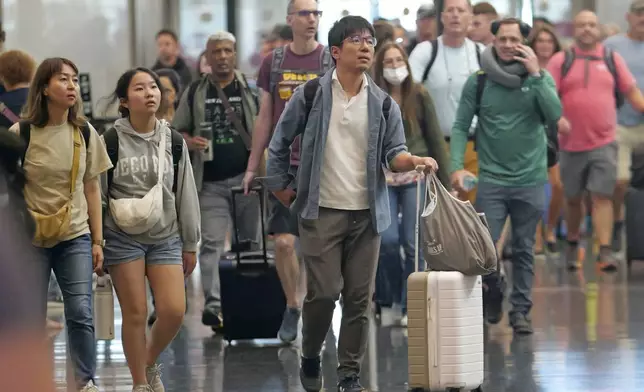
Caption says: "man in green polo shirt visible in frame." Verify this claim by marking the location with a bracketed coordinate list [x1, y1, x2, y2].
[450, 17, 561, 335]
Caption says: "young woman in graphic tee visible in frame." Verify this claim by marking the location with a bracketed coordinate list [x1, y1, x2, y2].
[371, 42, 449, 327]
[100, 68, 200, 392]
[10, 57, 113, 392]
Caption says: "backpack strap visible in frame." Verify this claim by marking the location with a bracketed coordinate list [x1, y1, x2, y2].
[302, 78, 321, 129]
[382, 96, 392, 121]
[560, 48, 576, 89]
[18, 121, 31, 165]
[474, 42, 482, 66]
[603, 46, 624, 108]
[170, 129, 184, 193]
[80, 123, 91, 150]
[421, 39, 439, 84]
[474, 71, 487, 117]
[269, 46, 287, 95]
[186, 79, 201, 132]
[102, 127, 119, 190]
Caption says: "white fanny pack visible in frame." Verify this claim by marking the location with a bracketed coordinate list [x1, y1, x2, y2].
[109, 128, 166, 235]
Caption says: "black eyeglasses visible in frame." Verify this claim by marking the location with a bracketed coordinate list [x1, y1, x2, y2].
[290, 10, 323, 17]
[346, 35, 377, 47]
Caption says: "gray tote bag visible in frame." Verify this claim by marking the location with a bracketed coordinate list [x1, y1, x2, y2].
[419, 173, 497, 275]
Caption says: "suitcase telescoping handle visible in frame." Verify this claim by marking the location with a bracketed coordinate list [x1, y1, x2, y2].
[414, 165, 426, 274]
[230, 185, 269, 267]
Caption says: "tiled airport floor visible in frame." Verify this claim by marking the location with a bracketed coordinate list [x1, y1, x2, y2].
[48, 249, 644, 392]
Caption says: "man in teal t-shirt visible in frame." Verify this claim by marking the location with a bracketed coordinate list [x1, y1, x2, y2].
[450, 18, 561, 335]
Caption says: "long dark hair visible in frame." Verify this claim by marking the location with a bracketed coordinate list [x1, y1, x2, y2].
[103, 67, 164, 118]
[372, 42, 420, 136]
[22, 57, 86, 128]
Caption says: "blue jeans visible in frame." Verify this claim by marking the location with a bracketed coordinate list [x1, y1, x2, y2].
[476, 182, 545, 319]
[36, 234, 96, 387]
[375, 182, 423, 313]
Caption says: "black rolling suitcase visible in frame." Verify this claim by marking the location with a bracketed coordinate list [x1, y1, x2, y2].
[219, 186, 286, 342]
[626, 152, 644, 270]
[625, 187, 644, 269]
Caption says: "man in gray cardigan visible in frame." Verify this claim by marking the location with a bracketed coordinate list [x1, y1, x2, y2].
[264, 16, 438, 392]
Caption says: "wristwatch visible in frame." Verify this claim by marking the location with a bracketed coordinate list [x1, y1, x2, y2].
[92, 239, 106, 248]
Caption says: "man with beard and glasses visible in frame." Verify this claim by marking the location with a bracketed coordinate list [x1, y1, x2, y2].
[547, 10, 644, 272]
[451, 18, 561, 334]
[172, 31, 260, 333]
[604, 0, 644, 253]
[242, 0, 332, 345]
[264, 15, 438, 392]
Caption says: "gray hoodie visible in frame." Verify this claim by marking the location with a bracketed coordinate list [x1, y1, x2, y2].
[100, 118, 201, 252]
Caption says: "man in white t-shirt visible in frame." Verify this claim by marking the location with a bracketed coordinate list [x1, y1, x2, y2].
[409, 0, 484, 203]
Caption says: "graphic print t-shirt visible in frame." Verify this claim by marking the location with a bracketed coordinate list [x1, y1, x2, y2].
[202, 79, 249, 182]
[257, 44, 330, 166]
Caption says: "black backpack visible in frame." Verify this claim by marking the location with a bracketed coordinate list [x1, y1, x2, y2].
[0, 127, 34, 237]
[300, 78, 392, 128]
[102, 128, 184, 193]
[560, 47, 624, 108]
[473, 71, 559, 168]
[421, 39, 482, 83]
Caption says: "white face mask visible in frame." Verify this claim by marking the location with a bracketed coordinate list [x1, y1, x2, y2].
[383, 66, 409, 86]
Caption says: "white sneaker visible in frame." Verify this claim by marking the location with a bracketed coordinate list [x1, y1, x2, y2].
[79, 380, 99, 392]
[146, 364, 165, 392]
[400, 315, 408, 327]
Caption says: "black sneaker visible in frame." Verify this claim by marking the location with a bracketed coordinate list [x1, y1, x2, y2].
[337, 375, 366, 392]
[565, 241, 581, 271]
[299, 356, 322, 392]
[510, 313, 533, 335]
[202, 308, 224, 332]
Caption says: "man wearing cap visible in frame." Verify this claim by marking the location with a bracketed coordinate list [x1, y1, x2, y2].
[407, 4, 437, 54]
[604, 0, 644, 252]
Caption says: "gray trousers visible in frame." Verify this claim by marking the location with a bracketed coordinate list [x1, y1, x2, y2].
[299, 208, 380, 379]
[199, 173, 261, 311]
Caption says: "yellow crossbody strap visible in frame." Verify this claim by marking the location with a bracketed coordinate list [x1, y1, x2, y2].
[69, 127, 82, 196]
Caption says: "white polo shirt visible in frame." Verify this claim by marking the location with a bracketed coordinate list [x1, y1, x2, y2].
[318, 70, 370, 210]
[408, 36, 484, 137]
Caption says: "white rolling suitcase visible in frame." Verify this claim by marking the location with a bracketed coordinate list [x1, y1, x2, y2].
[407, 170, 484, 392]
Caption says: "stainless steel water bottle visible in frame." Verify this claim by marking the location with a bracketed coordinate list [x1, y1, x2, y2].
[94, 274, 115, 340]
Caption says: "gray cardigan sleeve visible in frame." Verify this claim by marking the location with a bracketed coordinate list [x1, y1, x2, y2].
[174, 140, 201, 252]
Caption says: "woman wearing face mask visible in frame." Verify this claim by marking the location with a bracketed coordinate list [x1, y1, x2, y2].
[372, 42, 449, 326]
[100, 68, 200, 392]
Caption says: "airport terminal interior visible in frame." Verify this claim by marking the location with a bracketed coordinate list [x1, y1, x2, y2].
[2, 0, 644, 391]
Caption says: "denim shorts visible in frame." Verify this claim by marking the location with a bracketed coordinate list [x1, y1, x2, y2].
[103, 228, 182, 266]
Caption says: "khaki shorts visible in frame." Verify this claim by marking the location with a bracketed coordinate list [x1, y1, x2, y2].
[617, 124, 644, 181]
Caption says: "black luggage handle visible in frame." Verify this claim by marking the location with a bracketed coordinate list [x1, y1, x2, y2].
[230, 185, 269, 267]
